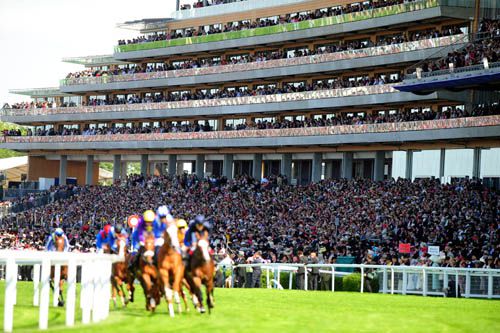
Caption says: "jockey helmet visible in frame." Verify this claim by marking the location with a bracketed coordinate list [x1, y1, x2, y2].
[176, 219, 187, 229]
[143, 210, 156, 222]
[194, 215, 205, 225]
[54, 228, 64, 236]
[157, 205, 170, 218]
[114, 224, 123, 234]
[103, 224, 111, 235]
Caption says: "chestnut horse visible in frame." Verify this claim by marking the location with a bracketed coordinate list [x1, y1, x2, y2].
[111, 238, 135, 307]
[50, 235, 68, 307]
[157, 231, 189, 317]
[185, 233, 215, 314]
[138, 232, 161, 311]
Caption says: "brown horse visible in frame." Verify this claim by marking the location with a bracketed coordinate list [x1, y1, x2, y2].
[138, 232, 161, 311]
[157, 231, 189, 317]
[111, 237, 134, 308]
[50, 235, 68, 307]
[185, 233, 215, 314]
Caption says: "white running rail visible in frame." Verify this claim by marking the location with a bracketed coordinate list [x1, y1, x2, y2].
[222, 263, 500, 299]
[0, 250, 123, 332]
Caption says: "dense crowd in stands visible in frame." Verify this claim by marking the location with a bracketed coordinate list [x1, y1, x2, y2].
[181, 0, 237, 10]
[118, 0, 421, 46]
[3, 104, 499, 138]
[1, 175, 498, 271]
[66, 26, 463, 81]
[417, 19, 500, 74]
[3, 76, 403, 112]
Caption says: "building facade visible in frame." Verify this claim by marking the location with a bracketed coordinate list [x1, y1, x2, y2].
[1, 0, 500, 186]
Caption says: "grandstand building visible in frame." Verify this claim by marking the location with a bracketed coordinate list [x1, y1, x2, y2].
[1, 0, 500, 187]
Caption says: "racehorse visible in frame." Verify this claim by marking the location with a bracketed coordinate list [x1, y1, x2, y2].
[138, 232, 161, 311]
[111, 238, 134, 308]
[185, 234, 215, 314]
[50, 235, 68, 307]
[157, 231, 188, 317]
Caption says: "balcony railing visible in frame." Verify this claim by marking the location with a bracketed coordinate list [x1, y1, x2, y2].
[62, 35, 464, 86]
[406, 61, 500, 80]
[1, 84, 397, 117]
[3, 115, 499, 144]
[114, 0, 440, 53]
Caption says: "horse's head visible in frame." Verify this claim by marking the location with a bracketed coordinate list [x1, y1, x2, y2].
[142, 233, 155, 265]
[197, 239, 211, 262]
[55, 235, 65, 252]
[163, 230, 172, 248]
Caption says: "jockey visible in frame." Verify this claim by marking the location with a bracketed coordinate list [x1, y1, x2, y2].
[130, 209, 161, 267]
[181, 215, 211, 264]
[176, 219, 188, 246]
[45, 227, 70, 251]
[107, 224, 129, 253]
[156, 205, 180, 253]
[96, 224, 112, 254]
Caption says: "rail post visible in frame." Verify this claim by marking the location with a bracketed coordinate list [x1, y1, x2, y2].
[331, 266, 335, 292]
[65, 260, 77, 326]
[360, 265, 364, 293]
[53, 264, 61, 307]
[39, 258, 51, 330]
[33, 264, 40, 306]
[3, 258, 16, 333]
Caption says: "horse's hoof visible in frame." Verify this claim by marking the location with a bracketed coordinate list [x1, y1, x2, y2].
[199, 307, 206, 314]
[58, 301, 64, 307]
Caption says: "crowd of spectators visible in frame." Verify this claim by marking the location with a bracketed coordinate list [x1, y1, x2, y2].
[1, 175, 498, 273]
[3, 103, 499, 138]
[180, 0, 238, 10]
[66, 26, 463, 82]
[118, 0, 419, 46]
[416, 19, 500, 74]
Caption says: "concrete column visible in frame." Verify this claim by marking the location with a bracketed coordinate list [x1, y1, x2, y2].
[176, 0, 180, 11]
[374, 151, 385, 181]
[252, 154, 263, 180]
[439, 149, 446, 180]
[223, 154, 234, 180]
[405, 150, 413, 180]
[342, 152, 353, 180]
[281, 153, 292, 179]
[195, 155, 205, 179]
[113, 155, 121, 182]
[85, 155, 94, 185]
[121, 161, 128, 179]
[59, 155, 67, 186]
[311, 153, 322, 183]
[168, 155, 177, 177]
[140, 154, 149, 176]
[472, 148, 481, 179]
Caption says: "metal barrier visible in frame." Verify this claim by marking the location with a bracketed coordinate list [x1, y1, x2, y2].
[223, 263, 500, 299]
[0, 250, 123, 332]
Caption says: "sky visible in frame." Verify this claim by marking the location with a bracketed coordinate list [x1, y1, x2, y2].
[0, 0, 177, 104]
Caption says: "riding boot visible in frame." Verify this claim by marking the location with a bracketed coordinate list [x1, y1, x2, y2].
[154, 246, 161, 266]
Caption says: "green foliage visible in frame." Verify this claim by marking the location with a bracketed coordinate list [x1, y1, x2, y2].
[100, 162, 113, 172]
[342, 273, 363, 292]
[0, 122, 27, 159]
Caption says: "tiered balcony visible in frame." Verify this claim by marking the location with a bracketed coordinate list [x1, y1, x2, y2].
[2, 116, 499, 151]
[0, 84, 468, 124]
[115, 0, 470, 59]
[61, 35, 467, 93]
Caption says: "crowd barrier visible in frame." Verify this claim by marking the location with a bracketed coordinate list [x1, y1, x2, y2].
[115, 0, 439, 52]
[61, 35, 465, 86]
[0, 251, 123, 332]
[0, 84, 397, 117]
[3, 115, 500, 144]
[222, 263, 500, 299]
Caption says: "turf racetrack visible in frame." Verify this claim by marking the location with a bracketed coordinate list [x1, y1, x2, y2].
[1, 282, 499, 332]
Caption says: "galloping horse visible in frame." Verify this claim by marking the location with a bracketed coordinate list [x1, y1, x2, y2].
[50, 235, 68, 307]
[185, 234, 215, 314]
[138, 232, 161, 311]
[111, 238, 134, 308]
[157, 231, 188, 317]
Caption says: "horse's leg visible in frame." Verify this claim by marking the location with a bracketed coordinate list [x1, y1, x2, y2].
[206, 272, 215, 312]
[192, 275, 205, 313]
[180, 279, 190, 312]
[173, 265, 184, 314]
[141, 273, 153, 311]
[111, 278, 118, 308]
[160, 269, 174, 317]
[58, 278, 65, 307]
